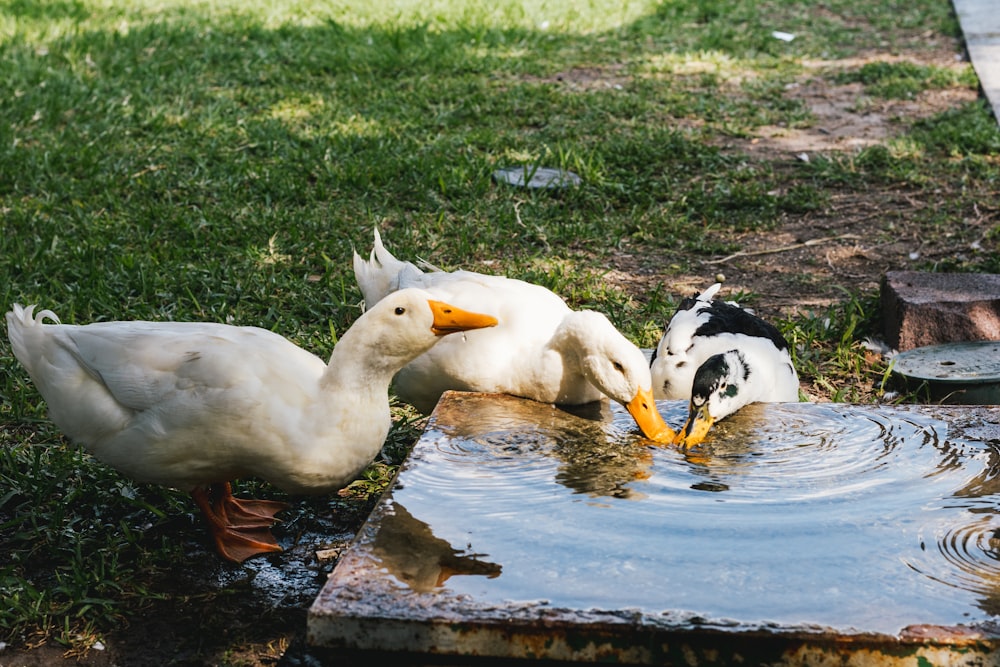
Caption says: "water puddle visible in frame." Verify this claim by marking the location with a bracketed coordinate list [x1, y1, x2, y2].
[310, 392, 1000, 662]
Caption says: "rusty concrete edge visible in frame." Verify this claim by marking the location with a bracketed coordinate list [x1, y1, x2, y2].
[305, 623, 1000, 665]
[308, 589, 1000, 662]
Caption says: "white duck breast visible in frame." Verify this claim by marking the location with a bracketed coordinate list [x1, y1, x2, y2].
[5, 290, 497, 563]
[353, 228, 675, 443]
[650, 283, 797, 401]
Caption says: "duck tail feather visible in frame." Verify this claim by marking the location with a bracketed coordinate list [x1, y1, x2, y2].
[353, 227, 425, 308]
[7, 303, 60, 327]
[6, 303, 59, 371]
[699, 283, 723, 302]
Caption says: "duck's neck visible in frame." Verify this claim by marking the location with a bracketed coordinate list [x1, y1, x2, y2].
[321, 322, 409, 397]
[290, 325, 414, 490]
[541, 317, 604, 404]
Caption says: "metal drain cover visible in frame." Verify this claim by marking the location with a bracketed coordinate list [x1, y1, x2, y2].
[892, 340, 1000, 404]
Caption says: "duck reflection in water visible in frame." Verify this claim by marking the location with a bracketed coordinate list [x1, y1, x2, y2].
[433, 392, 656, 501]
[666, 403, 776, 490]
[372, 501, 502, 593]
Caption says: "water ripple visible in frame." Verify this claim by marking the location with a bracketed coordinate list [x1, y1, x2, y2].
[647, 403, 958, 505]
[906, 512, 1000, 604]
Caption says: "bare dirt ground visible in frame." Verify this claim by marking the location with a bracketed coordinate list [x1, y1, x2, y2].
[3, 44, 994, 667]
[618, 49, 986, 323]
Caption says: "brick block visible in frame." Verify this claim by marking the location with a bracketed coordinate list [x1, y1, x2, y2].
[880, 271, 1000, 351]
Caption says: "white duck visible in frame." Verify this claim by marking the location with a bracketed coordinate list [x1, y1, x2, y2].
[5, 289, 497, 563]
[352, 228, 675, 443]
[649, 283, 800, 447]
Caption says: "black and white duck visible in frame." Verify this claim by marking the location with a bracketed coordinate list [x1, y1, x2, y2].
[649, 283, 800, 447]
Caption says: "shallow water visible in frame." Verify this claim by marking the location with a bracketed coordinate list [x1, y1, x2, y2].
[372, 397, 1000, 635]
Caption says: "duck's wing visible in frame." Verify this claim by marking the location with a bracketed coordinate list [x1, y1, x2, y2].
[656, 282, 790, 359]
[688, 299, 791, 352]
[651, 285, 753, 399]
[10, 317, 325, 444]
[80, 322, 322, 401]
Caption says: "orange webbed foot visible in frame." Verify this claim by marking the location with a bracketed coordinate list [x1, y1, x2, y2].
[191, 483, 289, 563]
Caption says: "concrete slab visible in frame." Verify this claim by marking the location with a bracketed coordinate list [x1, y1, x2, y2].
[309, 391, 1000, 665]
[953, 0, 1000, 123]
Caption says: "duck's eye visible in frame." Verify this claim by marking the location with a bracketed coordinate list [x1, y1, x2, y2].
[394, 307, 406, 315]
[612, 361, 625, 373]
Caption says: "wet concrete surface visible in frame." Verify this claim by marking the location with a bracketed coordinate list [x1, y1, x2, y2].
[308, 391, 1000, 665]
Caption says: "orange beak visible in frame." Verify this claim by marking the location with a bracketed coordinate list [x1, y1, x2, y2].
[428, 300, 498, 336]
[673, 402, 714, 448]
[626, 386, 676, 444]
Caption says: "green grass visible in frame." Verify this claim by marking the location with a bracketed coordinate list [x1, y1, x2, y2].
[1, 0, 997, 652]
[835, 60, 979, 98]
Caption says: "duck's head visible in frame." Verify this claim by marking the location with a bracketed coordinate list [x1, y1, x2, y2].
[360, 288, 498, 364]
[673, 349, 749, 448]
[566, 312, 675, 444]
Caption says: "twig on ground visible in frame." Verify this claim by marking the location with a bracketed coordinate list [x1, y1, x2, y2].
[703, 233, 863, 265]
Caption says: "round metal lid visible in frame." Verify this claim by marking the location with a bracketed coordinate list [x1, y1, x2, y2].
[892, 341, 1000, 383]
